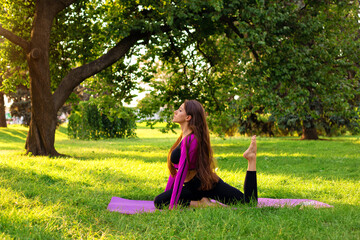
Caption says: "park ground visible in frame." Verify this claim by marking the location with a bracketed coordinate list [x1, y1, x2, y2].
[0, 123, 359, 239]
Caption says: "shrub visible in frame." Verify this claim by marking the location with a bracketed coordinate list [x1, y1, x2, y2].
[68, 101, 136, 140]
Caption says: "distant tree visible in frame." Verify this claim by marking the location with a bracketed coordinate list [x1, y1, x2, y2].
[242, 1, 360, 139]
[0, 37, 5, 127]
[7, 85, 31, 126]
[0, 88, 6, 127]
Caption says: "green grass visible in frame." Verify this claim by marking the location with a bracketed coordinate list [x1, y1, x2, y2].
[0, 124, 359, 239]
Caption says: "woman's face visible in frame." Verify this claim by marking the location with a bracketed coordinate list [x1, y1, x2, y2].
[173, 104, 189, 123]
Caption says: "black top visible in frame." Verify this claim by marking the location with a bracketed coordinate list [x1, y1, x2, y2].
[170, 140, 182, 164]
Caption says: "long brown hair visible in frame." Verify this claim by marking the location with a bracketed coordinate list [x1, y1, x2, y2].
[167, 100, 218, 190]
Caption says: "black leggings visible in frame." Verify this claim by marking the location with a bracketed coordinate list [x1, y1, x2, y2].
[154, 171, 257, 209]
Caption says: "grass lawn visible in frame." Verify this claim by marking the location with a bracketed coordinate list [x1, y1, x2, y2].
[0, 123, 359, 239]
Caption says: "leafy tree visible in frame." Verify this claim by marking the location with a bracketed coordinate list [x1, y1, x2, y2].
[7, 85, 31, 126]
[242, 1, 360, 139]
[138, 0, 360, 139]
[0, 0, 167, 155]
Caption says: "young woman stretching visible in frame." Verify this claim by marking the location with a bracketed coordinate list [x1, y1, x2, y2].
[154, 100, 258, 209]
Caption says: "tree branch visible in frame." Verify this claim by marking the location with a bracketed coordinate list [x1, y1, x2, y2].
[0, 24, 30, 52]
[195, 41, 215, 67]
[52, 0, 77, 13]
[221, 17, 260, 62]
[53, 31, 151, 111]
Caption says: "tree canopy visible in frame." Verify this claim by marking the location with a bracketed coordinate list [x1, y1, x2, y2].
[138, 0, 360, 139]
[0, 0, 359, 157]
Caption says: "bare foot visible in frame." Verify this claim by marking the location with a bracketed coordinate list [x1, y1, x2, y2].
[243, 135, 257, 171]
[190, 198, 217, 208]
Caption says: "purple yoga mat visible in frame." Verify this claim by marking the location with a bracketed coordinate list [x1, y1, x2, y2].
[107, 197, 333, 214]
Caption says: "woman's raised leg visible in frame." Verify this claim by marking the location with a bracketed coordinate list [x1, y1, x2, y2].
[243, 135, 257, 171]
[191, 135, 258, 206]
[242, 135, 258, 203]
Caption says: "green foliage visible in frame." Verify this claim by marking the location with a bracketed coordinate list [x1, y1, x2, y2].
[1, 0, 359, 140]
[68, 100, 137, 140]
[0, 0, 32, 93]
[137, 1, 360, 138]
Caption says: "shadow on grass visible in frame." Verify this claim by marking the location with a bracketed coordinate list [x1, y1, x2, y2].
[55, 137, 173, 148]
[0, 163, 340, 208]
[0, 164, 157, 205]
[65, 150, 167, 163]
[217, 154, 360, 182]
[257, 183, 337, 202]
[55, 138, 174, 163]
[214, 138, 359, 182]
[0, 128, 27, 143]
[0, 164, 141, 238]
[0, 213, 63, 239]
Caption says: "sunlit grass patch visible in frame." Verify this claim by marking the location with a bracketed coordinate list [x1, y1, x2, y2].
[257, 152, 314, 157]
[0, 124, 359, 239]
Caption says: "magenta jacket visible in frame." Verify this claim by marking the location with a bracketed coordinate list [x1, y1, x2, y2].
[165, 134, 198, 209]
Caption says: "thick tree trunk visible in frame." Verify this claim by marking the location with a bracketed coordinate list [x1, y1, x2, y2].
[0, 91, 7, 127]
[301, 127, 319, 140]
[301, 119, 319, 140]
[25, 0, 60, 156]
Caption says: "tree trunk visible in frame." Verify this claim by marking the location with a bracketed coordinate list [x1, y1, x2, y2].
[25, 0, 60, 156]
[301, 119, 319, 140]
[0, 91, 7, 127]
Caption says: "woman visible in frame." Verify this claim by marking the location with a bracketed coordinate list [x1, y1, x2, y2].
[154, 100, 258, 209]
